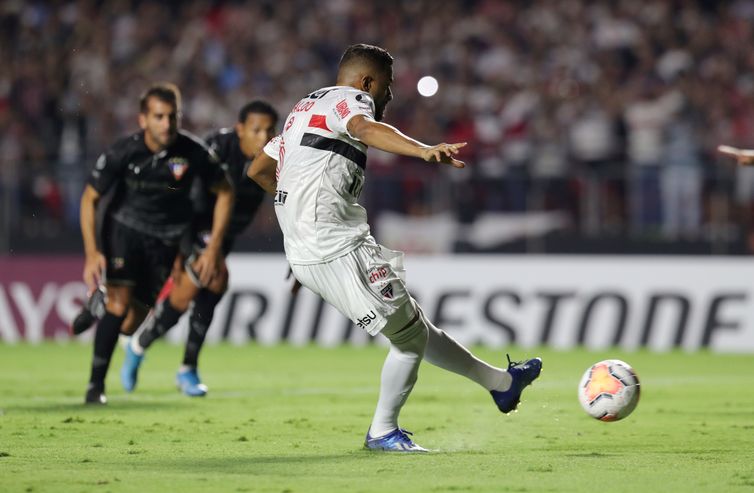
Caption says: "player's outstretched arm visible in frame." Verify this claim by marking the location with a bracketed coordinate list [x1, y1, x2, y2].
[347, 115, 466, 168]
[80, 184, 106, 291]
[247, 152, 278, 194]
[718, 145, 754, 166]
[195, 178, 235, 286]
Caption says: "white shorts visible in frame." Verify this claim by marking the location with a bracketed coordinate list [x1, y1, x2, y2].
[290, 244, 417, 336]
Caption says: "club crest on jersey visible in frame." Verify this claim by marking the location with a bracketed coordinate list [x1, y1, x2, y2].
[380, 283, 394, 300]
[167, 157, 189, 180]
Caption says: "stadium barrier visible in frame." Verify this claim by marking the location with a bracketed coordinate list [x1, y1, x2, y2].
[1, 254, 753, 352]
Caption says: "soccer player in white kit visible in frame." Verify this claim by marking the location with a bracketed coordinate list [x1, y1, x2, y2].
[248, 44, 542, 452]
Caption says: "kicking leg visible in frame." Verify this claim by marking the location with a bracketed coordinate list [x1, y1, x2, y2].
[420, 306, 512, 392]
[419, 306, 542, 413]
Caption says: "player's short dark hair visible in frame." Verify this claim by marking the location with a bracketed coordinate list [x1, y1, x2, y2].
[238, 100, 279, 125]
[339, 44, 394, 77]
[139, 82, 181, 114]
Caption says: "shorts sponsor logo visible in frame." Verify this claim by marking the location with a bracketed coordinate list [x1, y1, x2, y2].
[168, 157, 189, 180]
[356, 310, 377, 329]
[112, 257, 125, 269]
[335, 99, 350, 119]
[368, 267, 388, 284]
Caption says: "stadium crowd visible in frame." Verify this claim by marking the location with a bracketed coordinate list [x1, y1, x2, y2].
[2, 0, 754, 251]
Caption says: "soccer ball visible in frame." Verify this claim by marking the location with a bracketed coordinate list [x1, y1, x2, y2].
[578, 359, 640, 421]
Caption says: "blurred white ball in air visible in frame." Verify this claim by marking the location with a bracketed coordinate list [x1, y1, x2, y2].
[417, 76, 439, 97]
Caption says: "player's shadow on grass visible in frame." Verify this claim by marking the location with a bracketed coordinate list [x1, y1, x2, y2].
[7, 399, 186, 414]
[150, 452, 430, 475]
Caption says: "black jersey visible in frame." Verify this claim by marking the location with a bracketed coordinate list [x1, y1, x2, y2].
[193, 129, 266, 239]
[88, 129, 226, 243]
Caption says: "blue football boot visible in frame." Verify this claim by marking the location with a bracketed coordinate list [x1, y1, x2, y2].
[176, 368, 208, 397]
[120, 340, 144, 392]
[490, 354, 543, 413]
[364, 428, 428, 452]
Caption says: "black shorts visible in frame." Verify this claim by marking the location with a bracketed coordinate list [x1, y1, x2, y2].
[102, 219, 179, 307]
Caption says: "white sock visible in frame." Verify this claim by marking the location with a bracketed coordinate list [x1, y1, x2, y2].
[420, 309, 511, 392]
[369, 317, 427, 438]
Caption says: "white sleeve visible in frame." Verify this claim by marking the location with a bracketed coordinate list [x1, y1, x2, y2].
[263, 134, 282, 160]
[327, 91, 376, 140]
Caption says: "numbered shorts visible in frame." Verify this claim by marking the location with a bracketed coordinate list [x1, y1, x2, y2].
[102, 219, 178, 307]
[290, 244, 417, 336]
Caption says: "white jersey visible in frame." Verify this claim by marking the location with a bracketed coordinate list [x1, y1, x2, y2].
[264, 86, 378, 264]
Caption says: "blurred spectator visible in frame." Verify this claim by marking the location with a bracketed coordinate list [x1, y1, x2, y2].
[624, 81, 682, 234]
[2, 0, 754, 252]
[567, 88, 621, 235]
[661, 94, 704, 239]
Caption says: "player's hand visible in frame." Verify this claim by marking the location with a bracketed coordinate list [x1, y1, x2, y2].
[717, 145, 754, 166]
[83, 252, 106, 291]
[421, 142, 467, 168]
[194, 248, 220, 287]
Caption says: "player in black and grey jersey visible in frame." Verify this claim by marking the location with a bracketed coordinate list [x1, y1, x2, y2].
[79, 82, 234, 404]
[73, 101, 278, 397]
[119, 101, 279, 397]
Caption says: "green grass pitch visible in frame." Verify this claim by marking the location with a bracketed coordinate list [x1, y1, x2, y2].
[1, 342, 753, 492]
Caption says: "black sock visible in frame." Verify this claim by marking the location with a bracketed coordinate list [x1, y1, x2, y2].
[89, 311, 126, 389]
[138, 299, 184, 349]
[183, 289, 224, 367]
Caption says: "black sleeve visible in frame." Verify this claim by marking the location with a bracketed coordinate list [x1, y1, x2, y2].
[197, 144, 230, 192]
[86, 146, 126, 195]
[205, 132, 232, 176]
[205, 132, 222, 157]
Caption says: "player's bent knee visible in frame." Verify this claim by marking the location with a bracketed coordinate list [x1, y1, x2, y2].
[168, 293, 192, 312]
[382, 310, 428, 355]
[105, 297, 129, 317]
[168, 272, 198, 312]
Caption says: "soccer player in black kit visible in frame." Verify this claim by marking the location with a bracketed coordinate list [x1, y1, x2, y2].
[80, 83, 234, 404]
[119, 101, 279, 396]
